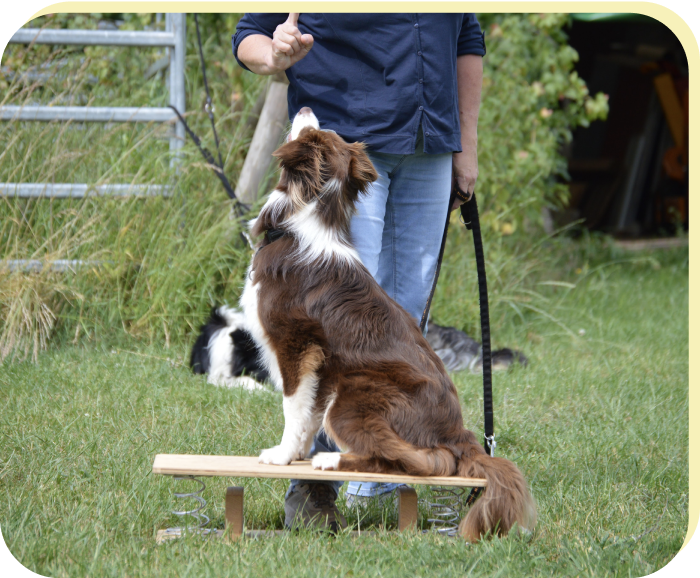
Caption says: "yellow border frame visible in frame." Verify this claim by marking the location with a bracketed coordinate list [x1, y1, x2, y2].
[3, 0, 698, 559]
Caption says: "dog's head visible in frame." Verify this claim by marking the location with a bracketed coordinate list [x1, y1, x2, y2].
[251, 107, 378, 239]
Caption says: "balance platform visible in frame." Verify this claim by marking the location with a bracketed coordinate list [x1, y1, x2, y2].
[152, 454, 488, 541]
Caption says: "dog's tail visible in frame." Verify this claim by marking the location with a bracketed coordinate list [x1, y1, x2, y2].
[456, 441, 536, 542]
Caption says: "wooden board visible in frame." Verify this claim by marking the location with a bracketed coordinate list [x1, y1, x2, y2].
[153, 454, 487, 488]
[614, 237, 688, 251]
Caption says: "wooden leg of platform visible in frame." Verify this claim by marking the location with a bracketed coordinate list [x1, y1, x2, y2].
[225, 486, 244, 540]
[397, 486, 418, 532]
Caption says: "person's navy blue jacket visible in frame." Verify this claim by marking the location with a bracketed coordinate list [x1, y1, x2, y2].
[232, 14, 485, 154]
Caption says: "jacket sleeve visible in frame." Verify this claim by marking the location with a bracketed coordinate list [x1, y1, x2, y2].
[232, 13, 288, 71]
[457, 14, 486, 56]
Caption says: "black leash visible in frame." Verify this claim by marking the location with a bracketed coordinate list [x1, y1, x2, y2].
[460, 193, 495, 458]
[420, 186, 495, 505]
[168, 15, 249, 222]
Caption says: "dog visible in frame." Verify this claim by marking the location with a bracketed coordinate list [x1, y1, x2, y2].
[190, 313, 526, 391]
[425, 321, 528, 373]
[189, 306, 269, 390]
[236, 107, 536, 542]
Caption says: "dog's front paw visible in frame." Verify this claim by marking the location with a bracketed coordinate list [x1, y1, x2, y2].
[233, 376, 266, 391]
[312, 452, 341, 471]
[259, 446, 293, 465]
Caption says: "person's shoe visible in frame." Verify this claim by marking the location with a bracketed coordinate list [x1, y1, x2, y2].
[284, 483, 348, 532]
[345, 484, 409, 510]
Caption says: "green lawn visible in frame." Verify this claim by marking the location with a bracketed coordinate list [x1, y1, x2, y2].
[0, 246, 689, 577]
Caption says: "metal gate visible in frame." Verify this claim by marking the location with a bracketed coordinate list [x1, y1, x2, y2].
[0, 13, 186, 200]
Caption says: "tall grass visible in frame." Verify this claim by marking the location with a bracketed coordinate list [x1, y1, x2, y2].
[0, 14, 272, 360]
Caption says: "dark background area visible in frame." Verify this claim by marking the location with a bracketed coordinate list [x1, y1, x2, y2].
[561, 14, 688, 237]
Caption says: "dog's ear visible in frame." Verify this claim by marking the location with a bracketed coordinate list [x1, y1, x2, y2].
[273, 130, 322, 172]
[273, 139, 309, 171]
[348, 143, 378, 192]
[273, 136, 323, 194]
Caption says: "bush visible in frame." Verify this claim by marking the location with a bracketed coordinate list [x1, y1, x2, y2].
[475, 13, 608, 236]
[428, 13, 610, 337]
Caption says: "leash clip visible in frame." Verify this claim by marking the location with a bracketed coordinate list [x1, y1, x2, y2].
[485, 434, 496, 457]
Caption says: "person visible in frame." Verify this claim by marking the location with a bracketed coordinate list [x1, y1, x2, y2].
[233, 13, 485, 531]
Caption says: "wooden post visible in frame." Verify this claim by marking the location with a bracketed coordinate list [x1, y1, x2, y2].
[397, 486, 418, 532]
[235, 78, 289, 205]
[225, 486, 244, 541]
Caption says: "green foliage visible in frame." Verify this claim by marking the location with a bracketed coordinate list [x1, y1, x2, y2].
[0, 13, 610, 358]
[476, 13, 608, 236]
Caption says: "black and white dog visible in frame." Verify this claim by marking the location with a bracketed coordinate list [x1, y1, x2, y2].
[189, 307, 526, 390]
[190, 306, 270, 390]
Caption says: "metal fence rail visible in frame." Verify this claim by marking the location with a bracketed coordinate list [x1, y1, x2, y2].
[10, 28, 178, 47]
[0, 13, 186, 197]
[0, 183, 172, 199]
[0, 105, 177, 123]
[1, 260, 111, 273]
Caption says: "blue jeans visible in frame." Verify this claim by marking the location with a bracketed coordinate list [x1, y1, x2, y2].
[287, 130, 453, 499]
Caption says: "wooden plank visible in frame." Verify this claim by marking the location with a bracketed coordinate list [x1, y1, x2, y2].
[234, 80, 289, 204]
[153, 455, 487, 487]
[156, 528, 223, 544]
[614, 237, 688, 251]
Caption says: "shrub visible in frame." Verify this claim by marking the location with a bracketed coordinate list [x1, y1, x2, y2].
[475, 13, 608, 236]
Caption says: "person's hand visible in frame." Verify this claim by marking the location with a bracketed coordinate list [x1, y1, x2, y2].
[451, 133, 478, 211]
[268, 13, 314, 73]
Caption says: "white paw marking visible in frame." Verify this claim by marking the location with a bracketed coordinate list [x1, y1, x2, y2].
[259, 446, 293, 465]
[312, 452, 341, 471]
[208, 375, 266, 391]
[233, 376, 266, 391]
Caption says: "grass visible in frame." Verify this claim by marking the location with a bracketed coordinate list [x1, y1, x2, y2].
[0, 12, 689, 576]
[0, 245, 688, 577]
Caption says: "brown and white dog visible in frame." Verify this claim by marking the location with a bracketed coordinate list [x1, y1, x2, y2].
[240, 107, 536, 542]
